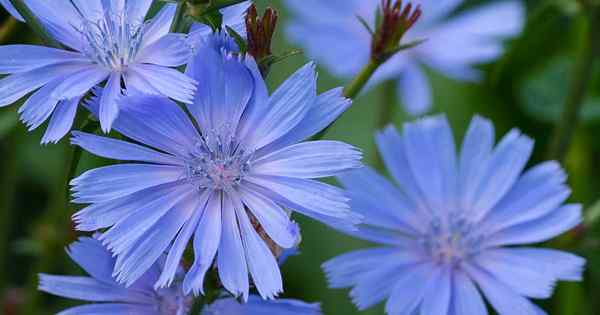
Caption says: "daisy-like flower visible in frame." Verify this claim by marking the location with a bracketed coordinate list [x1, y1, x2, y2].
[324, 115, 585, 315]
[202, 296, 321, 315]
[71, 33, 361, 301]
[284, 0, 524, 115]
[39, 236, 193, 315]
[0, 0, 196, 142]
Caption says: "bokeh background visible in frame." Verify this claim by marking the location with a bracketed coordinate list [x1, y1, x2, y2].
[1, 0, 600, 314]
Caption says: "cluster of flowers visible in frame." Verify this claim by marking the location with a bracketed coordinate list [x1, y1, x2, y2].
[0, 0, 586, 314]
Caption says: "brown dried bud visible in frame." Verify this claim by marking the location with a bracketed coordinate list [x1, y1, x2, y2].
[372, 0, 421, 61]
[245, 4, 278, 61]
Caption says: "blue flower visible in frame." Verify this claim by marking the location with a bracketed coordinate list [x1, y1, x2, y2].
[203, 296, 321, 315]
[284, 0, 524, 115]
[70, 34, 361, 301]
[39, 236, 193, 315]
[0, 0, 196, 142]
[324, 115, 585, 315]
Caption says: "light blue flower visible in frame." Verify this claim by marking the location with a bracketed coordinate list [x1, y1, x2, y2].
[324, 115, 585, 315]
[203, 296, 321, 315]
[70, 33, 361, 301]
[0, 0, 196, 142]
[0, 0, 23, 21]
[284, 0, 524, 115]
[39, 236, 193, 315]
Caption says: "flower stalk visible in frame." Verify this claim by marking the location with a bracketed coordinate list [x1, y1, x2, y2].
[317, 0, 421, 138]
[8, 0, 61, 48]
[547, 4, 600, 161]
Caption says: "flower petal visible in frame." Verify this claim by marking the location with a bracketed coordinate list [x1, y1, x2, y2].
[184, 192, 222, 295]
[71, 164, 185, 203]
[253, 141, 362, 179]
[71, 131, 182, 165]
[217, 194, 249, 300]
[99, 72, 122, 132]
[112, 192, 199, 286]
[397, 63, 432, 116]
[0, 62, 90, 107]
[156, 189, 212, 289]
[185, 37, 253, 133]
[453, 270, 488, 315]
[238, 185, 297, 248]
[242, 63, 316, 150]
[485, 204, 581, 247]
[235, 197, 283, 299]
[128, 64, 197, 104]
[0, 45, 88, 74]
[137, 34, 191, 67]
[41, 97, 80, 144]
[465, 263, 540, 315]
[50, 65, 110, 101]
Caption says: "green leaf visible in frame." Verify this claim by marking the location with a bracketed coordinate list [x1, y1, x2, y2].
[0, 112, 17, 139]
[519, 56, 600, 123]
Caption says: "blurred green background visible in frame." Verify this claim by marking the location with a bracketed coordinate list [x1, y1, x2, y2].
[1, 0, 600, 314]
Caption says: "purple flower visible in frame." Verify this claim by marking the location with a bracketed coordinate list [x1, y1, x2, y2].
[203, 296, 321, 315]
[324, 115, 585, 314]
[284, 0, 524, 115]
[0, 0, 196, 142]
[39, 236, 193, 315]
[71, 34, 361, 301]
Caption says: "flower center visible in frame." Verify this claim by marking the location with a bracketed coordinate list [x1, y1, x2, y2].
[420, 214, 483, 266]
[156, 286, 193, 315]
[185, 130, 253, 191]
[79, 11, 145, 71]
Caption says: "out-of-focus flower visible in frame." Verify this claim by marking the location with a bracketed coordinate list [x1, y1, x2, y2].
[71, 33, 361, 301]
[202, 296, 321, 315]
[39, 236, 193, 315]
[285, 0, 524, 115]
[0, 0, 196, 142]
[324, 115, 585, 315]
[0, 0, 23, 21]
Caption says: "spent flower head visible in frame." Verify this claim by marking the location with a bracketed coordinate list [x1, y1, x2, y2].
[324, 115, 585, 315]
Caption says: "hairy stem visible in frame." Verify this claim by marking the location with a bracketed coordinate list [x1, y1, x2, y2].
[547, 7, 599, 161]
[8, 0, 61, 48]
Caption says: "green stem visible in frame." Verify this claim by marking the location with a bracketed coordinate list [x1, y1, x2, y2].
[0, 128, 18, 305]
[170, 1, 187, 33]
[547, 7, 599, 161]
[343, 58, 383, 99]
[21, 117, 98, 315]
[375, 80, 396, 170]
[9, 0, 61, 48]
[64, 117, 98, 206]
